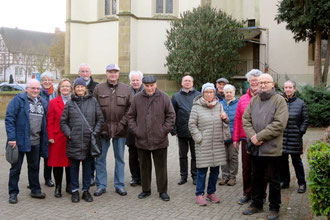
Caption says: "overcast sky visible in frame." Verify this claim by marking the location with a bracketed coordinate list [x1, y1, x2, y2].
[0, 0, 66, 33]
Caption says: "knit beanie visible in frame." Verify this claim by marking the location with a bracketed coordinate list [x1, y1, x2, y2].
[74, 78, 87, 88]
[201, 82, 216, 93]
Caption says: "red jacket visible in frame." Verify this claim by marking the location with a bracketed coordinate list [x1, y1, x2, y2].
[47, 95, 70, 167]
[232, 88, 253, 142]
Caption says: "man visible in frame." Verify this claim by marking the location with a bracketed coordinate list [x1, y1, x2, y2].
[242, 74, 288, 220]
[171, 75, 200, 185]
[5, 79, 49, 204]
[126, 70, 144, 186]
[128, 75, 175, 201]
[93, 64, 132, 197]
[78, 63, 99, 94]
[78, 63, 99, 186]
[215, 77, 229, 101]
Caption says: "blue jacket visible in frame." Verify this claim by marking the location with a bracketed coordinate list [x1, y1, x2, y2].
[5, 92, 49, 157]
[220, 97, 239, 143]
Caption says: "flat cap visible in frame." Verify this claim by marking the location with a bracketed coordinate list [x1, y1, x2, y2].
[142, 75, 157, 84]
[216, 77, 229, 84]
[106, 64, 120, 71]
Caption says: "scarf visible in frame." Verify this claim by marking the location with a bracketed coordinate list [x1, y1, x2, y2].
[42, 84, 54, 97]
[201, 97, 217, 108]
[61, 94, 71, 105]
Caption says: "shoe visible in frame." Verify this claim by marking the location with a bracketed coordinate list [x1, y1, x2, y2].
[66, 184, 72, 194]
[45, 179, 55, 187]
[138, 191, 151, 199]
[94, 188, 106, 196]
[195, 195, 207, 206]
[206, 193, 220, 203]
[71, 191, 80, 203]
[90, 178, 96, 187]
[30, 191, 46, 199]
[54, 186, 62, 198]
[227, 178, 236, 186]
[9, 194, 17, 204]
[193, 178, 196, 185]
[82, 191, 93, 202]
[237, 196, 251, 205]
[130, 179, 140, 187]
[115, 188, 127, 196]
[280, 182, 289, 189]
[242, 205, 263, 215]
[159, 192, 170, 201]
[298, 185, 306, 193]
[218, 178, 228, 185]
[177, 177, 187, 185]
[267, 210, 279, 220]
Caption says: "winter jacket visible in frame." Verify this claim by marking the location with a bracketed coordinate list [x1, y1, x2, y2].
[60, 94, 104, 160]
[47, 95, 70, 167]
[243, 88, 288, 157]
[5, 92, 49, 157]
[188, 95, 227, 168]
[127, 89, 176, 150]
[232, 88, 253, 142]
[171, 88, 201, 138]
[93, 81, 132, 138]
[126, 85, 144, 146]
[282, 94, 308, 154]
[220, 96, 239, 143]
[87, 76, 98, 94]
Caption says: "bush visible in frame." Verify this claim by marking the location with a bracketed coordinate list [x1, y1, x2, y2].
[307, 141, 330, 218]
[298, 85, 330, 127]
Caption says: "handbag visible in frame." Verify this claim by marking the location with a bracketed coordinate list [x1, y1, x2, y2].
[6, 144, 19, 165]
[246, 140, 259, 156]
[73, 102, 102, 158]
[220, 104, 231, 141]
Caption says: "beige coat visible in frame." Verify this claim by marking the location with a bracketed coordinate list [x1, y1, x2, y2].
[188, 95, 227, 168]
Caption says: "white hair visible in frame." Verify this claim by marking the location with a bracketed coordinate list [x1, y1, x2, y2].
[40, 72, 54, 81]
[26, 79, 41, 87]
[78, 63, 91, 73]
[245, 69, 263, 81]
[223, 84, 236, 93]
[129, 70, 143, 81]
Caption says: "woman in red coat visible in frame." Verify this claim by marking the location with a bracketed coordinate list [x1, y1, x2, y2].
[47, 78, 72, 198]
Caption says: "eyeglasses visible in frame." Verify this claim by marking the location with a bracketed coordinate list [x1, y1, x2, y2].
[259, 81, 273, 85]
[28, 87, 41, 90]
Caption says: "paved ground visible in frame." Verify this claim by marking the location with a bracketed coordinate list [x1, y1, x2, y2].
[0, 120, 327, 219]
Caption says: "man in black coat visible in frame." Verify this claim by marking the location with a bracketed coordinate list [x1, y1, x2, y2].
[78, 63, 99, 186]
[171, 75, 201, 185]
[281, 80, 308, 193]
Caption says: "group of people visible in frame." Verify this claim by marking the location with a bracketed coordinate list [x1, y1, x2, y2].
[5, 65, 308, 220]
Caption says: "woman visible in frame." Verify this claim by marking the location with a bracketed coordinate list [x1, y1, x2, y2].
[47, 78, 72, 198]
[218, 84, 239, 186]
[189, 83, 228, 206]
[281, 80, 308, 193]
[60, 78, 104, 203]
[232, 69, 267, 204]
[40, 72, 56, 187]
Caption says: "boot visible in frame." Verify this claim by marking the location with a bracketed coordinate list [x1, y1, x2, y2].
[54, 185, 62, 198]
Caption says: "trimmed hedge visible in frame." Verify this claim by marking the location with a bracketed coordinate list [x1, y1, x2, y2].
[307, 141, 330, 218]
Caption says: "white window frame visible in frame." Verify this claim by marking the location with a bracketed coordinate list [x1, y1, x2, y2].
[155, 0, 175, 15]
[105, 0, 118, 16]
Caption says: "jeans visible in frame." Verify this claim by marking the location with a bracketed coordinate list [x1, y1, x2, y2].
[9, 144, 41, 195]
[128, 144, 140, 181]
[280, 153, 306, 186]
[70, 157, 93, 192]
[195, 166, 219, 196]
[221, 142, 238, 179]
[251, 156, 281, 211]
[95, 137, 126, 190]
[178, 137, 196, 179]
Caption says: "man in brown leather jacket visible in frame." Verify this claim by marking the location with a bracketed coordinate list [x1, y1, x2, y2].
[128, 75, 175, 201]
[93, 64, 132, 197]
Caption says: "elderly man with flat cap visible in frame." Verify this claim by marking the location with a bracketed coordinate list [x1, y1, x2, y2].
[128, 75, 176, 201]
[93, 64, 132, 197]
[215, 78, 229, 101]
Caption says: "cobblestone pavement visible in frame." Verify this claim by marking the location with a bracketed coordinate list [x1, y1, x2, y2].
[0, 120, 327, 219]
